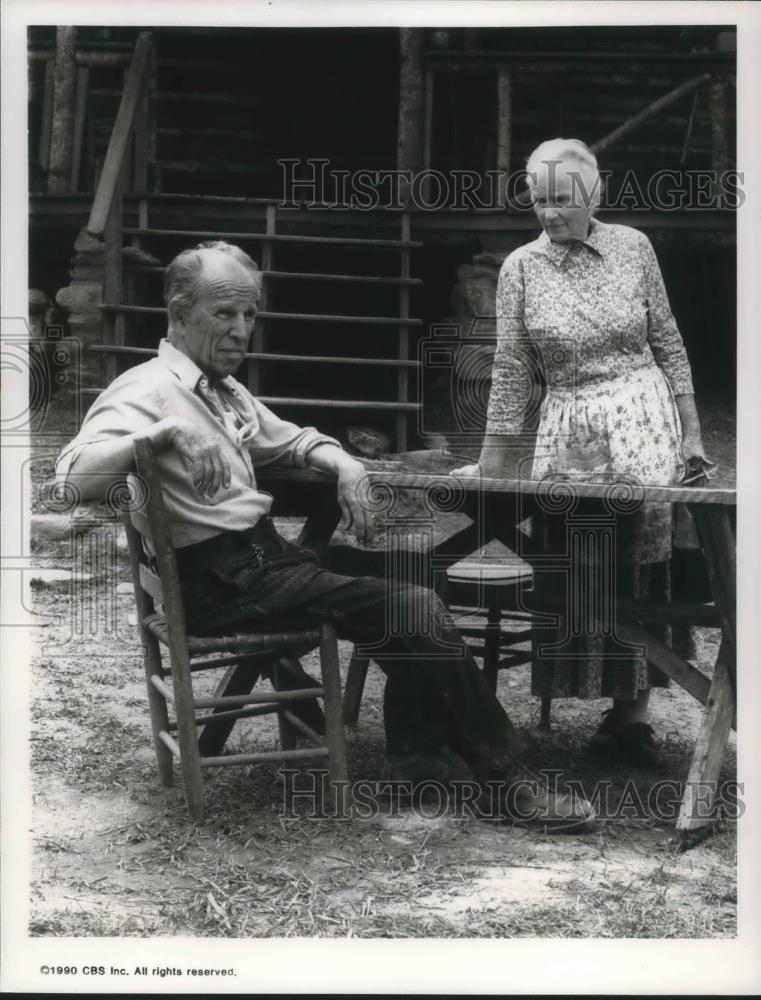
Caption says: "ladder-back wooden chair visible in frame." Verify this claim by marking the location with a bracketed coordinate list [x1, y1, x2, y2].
[122, 435, 349, 821]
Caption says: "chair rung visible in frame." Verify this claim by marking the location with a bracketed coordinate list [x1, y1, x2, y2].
[282, 708, 324, 747]
[498, 651, 533, 668]
[151, 673, 173, 702]
[193, 686, 324, 710]
[200, 746, 330, 767]
[189, 702, 282, 728]
[158, 729, 181, 759]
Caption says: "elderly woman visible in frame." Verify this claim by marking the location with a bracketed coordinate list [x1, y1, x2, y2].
[453, 138, 712, 764]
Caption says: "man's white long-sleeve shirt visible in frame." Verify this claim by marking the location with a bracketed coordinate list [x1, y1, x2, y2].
[55, 339, 341, 547]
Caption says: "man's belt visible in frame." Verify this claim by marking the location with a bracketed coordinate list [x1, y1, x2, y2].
[173, 517, 286, 577]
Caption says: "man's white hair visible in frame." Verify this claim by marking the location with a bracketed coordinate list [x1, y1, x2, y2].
[525, 138, 602, 210]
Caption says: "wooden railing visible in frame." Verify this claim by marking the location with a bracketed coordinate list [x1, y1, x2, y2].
[87, 31, 157, 237]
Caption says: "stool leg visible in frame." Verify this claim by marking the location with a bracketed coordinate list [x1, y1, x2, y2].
[320, 623, 350, 815]
[343, 650, 370, 724]
[483, 597, 501, 693]
[539, 696, 552, 730]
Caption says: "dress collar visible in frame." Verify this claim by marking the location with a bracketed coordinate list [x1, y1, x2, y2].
[531, 217, 607, 266]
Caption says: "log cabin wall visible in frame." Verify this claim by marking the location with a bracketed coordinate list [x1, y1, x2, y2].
[28, 25, 736, 452]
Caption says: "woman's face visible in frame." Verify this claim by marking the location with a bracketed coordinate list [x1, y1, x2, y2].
[530, 161, 596, 243]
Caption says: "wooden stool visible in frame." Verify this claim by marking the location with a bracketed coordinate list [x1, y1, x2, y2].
[123, 436, 349, 821]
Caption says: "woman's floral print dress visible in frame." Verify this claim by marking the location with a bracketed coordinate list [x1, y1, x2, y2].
[486, 219, 693, 699]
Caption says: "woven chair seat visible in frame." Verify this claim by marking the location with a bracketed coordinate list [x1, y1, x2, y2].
[143, 612, 324, 656]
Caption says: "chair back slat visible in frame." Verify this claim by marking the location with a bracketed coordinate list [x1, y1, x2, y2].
[139, 562, 164, 604]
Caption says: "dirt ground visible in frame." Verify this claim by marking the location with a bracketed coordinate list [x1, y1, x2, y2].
[27, 508, 737, 939]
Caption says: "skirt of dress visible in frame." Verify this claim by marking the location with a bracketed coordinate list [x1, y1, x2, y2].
[529, 363, 684, 701]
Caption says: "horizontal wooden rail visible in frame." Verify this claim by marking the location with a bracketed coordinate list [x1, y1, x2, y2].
[87, 32, 154, 236]
[258, 397, 422, 411]
[192, 686, 324, 710]
[200, 746, 329, 767]
[98, 303, 422, 326]
[123, 226, 423, 248]
[123, 264, 422, 286]
[281, 709, 324, 747]
[88, 344, 421, 368]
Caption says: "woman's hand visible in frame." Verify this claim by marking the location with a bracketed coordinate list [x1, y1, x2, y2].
[680, 431, 707, 465]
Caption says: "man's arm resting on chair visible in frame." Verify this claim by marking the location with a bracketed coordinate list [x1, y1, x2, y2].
[58, 416, 231, 502]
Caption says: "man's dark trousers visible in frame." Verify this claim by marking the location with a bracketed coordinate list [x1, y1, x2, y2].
[178, 517, 524, 774]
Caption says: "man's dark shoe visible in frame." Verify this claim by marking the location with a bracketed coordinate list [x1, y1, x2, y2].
[588, 709, 660, 767]
[384, 746, 475, 794]
[477, 764, 596, 832]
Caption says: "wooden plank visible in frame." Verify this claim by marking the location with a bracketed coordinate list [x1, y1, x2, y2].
[122, 226, 423, 248]
[691, 506, 736, 655]
[343, 653, 370, 724]
[676, 639, 736, 833]
[258, 398, 422, 411]
[397, 213, 411, 452]
[200, 747, 329, 767]
[193, 686, 325, 710]
[616, 623, 713, 709]
[47, 27, 78, 193]
[591, 74, 710, 155]
[138, 563, 164, 604]
[496, 70, 512, 207]
[89, 345, 422, 367]
[87, 33, 154, 235]
[70, 67, 89, 192]
[38, 58, 55, 170]
[99, 303, 422, 326]
[198, 660, 262, 757]
[121, 266, 423, 286]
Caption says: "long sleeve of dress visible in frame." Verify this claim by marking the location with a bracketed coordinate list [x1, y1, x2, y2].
[485, 253, 536, 435]
[641, 236, 694, 395]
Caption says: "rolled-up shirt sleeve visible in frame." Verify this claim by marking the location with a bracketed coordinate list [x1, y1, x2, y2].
[641, 236, 694, 395]
[246, 398, 342, 468]
[485, 253, 535, 435]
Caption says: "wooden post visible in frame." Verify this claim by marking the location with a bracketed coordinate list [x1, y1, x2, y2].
[397, 28, 425, 207]
[70, 66, 89, 192]
[249, 204, 275, 396]
[496, 70, 512, 208]
[397, 213, 411, 452]
[47, 27, 78, 193]
[38, 58, 55, 171]
[709, 75, 729, 209]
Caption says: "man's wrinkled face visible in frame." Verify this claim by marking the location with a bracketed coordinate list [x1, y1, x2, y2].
[530, 160, 597, 244]
[173, 254, 260, 380]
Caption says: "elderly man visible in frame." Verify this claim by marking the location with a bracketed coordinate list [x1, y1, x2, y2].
[56, 240, 590, 826]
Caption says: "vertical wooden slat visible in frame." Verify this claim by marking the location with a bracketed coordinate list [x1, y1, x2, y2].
[396, 213, 411, 453]
[70, 66, 89, 193]
[396, 28, 425, 207]
[102, 166, 125, 385]
[47, 27, 78, 193]
[709, 74, 729, 208]
[496, 70, 512, 208]
[422, 67, 434, 204]
[249, 204, 275, 397]
[38, 58, 55, 171]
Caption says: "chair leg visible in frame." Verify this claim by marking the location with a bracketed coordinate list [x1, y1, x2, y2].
[483, 597, 501, 693]
[343, 650, 370, 724]
[141, 632, 174, 787]
[319, 623, 350, 815]
[168, 646, 205, 822]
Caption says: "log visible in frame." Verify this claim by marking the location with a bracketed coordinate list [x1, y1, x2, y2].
[47, 27, 78, 193]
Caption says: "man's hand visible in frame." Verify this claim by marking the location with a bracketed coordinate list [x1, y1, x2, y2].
[336, 458, 374, 546]
[166, 417, 231, 498]
[450, 463, 481, 479]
